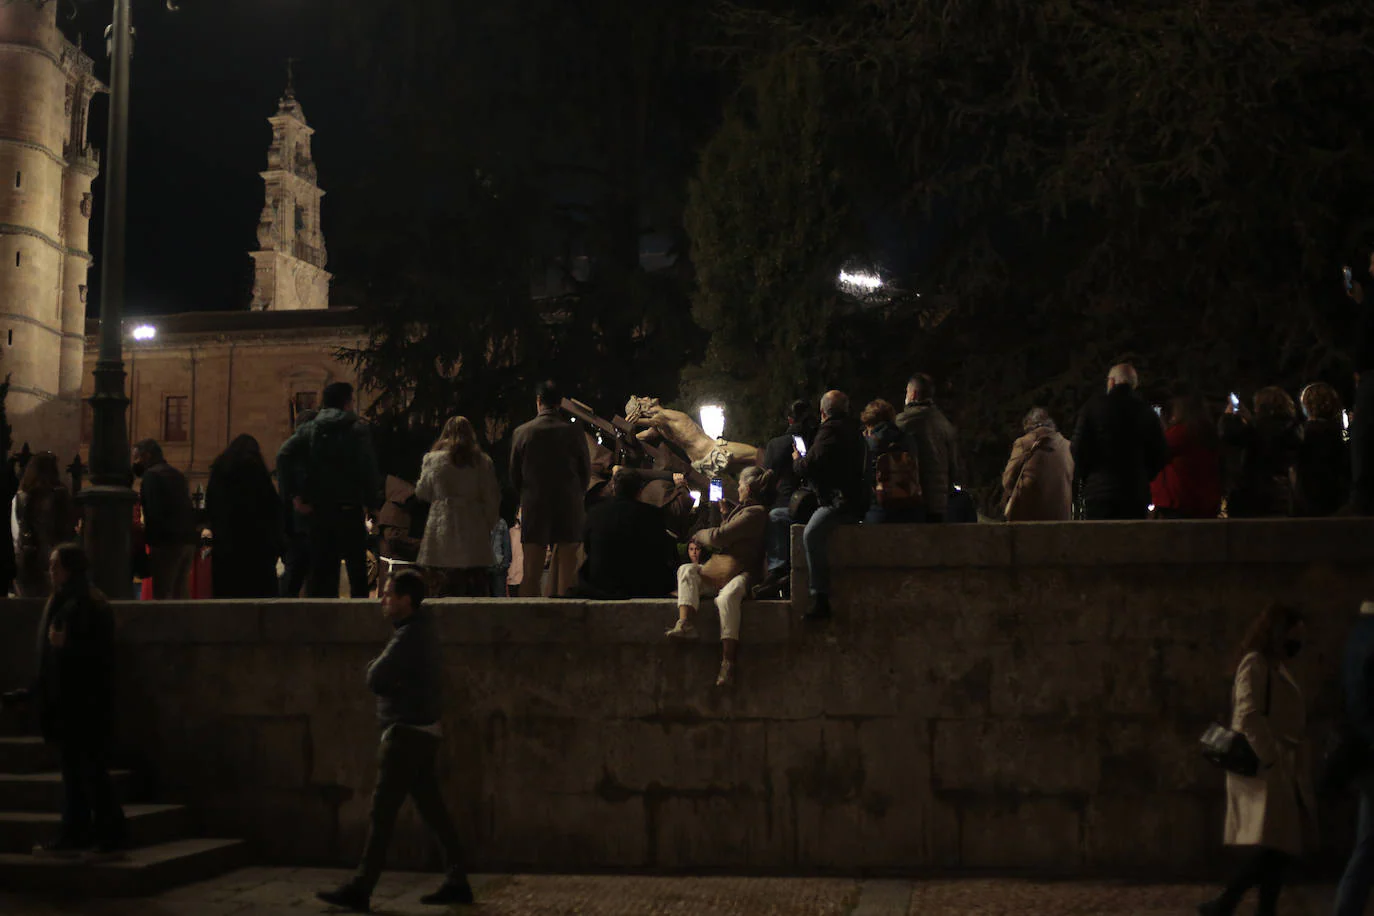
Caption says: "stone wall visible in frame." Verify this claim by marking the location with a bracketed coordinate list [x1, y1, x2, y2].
[2, 518, 1372, 876]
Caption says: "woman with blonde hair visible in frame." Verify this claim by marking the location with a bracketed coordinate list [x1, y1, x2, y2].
[1294, 382, 1349, 516]
[666, 466, 772, 688]
[1199, 603, 1315, 916]
[415, 416, 501, 597]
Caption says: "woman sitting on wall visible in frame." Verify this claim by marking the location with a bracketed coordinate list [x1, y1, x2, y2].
[665, 467, 772, 688]
[416, 416, 501, 597]
[1198, 603, 1315, 916]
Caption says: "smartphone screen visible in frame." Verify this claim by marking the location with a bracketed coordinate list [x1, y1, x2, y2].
[792, 435, 807, 457]
[708, 480, 723, 503]
[1229, 393, 1241, 410]
[1345, 267, 1355, 292]
[690, 490, 702, 508]
[1153, 405, 1162, 417]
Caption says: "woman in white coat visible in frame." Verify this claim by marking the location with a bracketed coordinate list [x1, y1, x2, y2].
[1200, 603, 1316, 916]
[416, 416, 501, 597]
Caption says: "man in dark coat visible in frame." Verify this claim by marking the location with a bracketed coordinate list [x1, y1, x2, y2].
[1346, 252, 1374, 516]
[317, 571, 474, 911]
[510, 381, 591, 597]
[133, 439, 197, 600]
[794, 390, 868, 621]
[1071, 363, 1169, 520]
[277, 408, 317, 597]
[3, 543, 125, 855]
[754, 400, 817, 598]
[569, 469, 677, 599]
[896, 373, 961, 523]
[276, 383, 383, 598]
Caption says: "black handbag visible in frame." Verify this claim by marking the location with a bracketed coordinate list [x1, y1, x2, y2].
[788, 488, 819, 525]
[1200, 663, 1272, 777]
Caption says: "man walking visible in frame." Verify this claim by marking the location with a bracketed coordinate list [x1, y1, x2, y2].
[3, 544, 126, 855]
[795, 390, 868, 621]
[1334, 600, 1374, 916]
[277, 383, 383, 598]
[510, 381, 591, 597]
[1071, 362, 1169, 520]
[896, 374, 960, 523]
[316, 571, 474, 911]
[133, 439, 197, 600]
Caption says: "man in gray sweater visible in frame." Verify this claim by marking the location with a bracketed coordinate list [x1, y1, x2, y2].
[317, 571, 473, 912]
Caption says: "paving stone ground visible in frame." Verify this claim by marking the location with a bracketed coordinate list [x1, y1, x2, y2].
[0, 868, 1343, 915]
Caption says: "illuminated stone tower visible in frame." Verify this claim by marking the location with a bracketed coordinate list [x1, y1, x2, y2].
[250, 69, 330, 311]
[0, 0, 103, 456]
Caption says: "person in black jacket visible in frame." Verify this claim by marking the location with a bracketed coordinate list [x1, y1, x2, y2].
[206, 435, 284, 598]
[896, 373, 961, 522]
[755, 400, 817, 599]
[1219, 387, 1303, 518]
[317, 571, 474, 912]
[1333, 600, 1374, 916]
[1070, 363, 1169, 520]
[1294, 382, 1350, 517]
[3, 543, 126, 855]
[133, 439, 198, 599]
[1344, 252, 1374, 515]
[793, 391, 868, 621]
[568, 469, 677, 599]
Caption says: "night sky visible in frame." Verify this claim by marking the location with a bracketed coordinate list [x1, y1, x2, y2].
[66, 0, 368, 317]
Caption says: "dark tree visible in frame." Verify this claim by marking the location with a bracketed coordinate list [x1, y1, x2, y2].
[687, 0, 1374, 503]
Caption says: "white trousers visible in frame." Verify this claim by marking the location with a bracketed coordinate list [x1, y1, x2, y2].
[676, 563, 748, 641]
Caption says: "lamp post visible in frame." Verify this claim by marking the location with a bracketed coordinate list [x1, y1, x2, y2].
[80, 0, 180, 597]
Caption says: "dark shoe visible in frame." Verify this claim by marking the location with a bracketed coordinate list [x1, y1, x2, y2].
[802, 594, 832, 621]
[420, 876, 475, 906]
[317, 883, 372, 913]
[32, 836, 90, 858]
[751, 568, 788, 599]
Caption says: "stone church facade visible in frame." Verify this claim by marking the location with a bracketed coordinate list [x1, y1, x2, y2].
[0, 0, 104, 462]
[71, 74, 365, 486]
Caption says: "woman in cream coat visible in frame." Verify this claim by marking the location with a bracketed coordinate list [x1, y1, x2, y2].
[1200, 603, 1316, 916]
[416, 416, 501, 597]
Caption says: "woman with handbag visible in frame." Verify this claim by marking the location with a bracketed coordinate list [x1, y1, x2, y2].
[1000, 408, 1073, 522]
[1200, 603, 1317, 916]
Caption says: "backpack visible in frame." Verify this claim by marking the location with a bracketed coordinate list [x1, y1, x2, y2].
[875, 445, 922, 510]
[304, 417, 362, 507]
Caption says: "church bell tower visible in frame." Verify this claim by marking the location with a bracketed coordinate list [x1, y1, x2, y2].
[250, 66, 330, 311]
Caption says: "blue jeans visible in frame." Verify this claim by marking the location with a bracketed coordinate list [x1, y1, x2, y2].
[766, 507, 793, 572]
[1335, 780, 1374, 916]
[803, 504, 860, 597]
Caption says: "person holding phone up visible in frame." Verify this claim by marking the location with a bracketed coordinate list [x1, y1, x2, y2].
[1344, 254, 1374, 516]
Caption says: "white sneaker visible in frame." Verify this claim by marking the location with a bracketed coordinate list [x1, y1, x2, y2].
[665, 620, 698, 640]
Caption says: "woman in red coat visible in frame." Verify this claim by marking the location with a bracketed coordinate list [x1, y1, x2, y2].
[1151, 394, 1223, 518]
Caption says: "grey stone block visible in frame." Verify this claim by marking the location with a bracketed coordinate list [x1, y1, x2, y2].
[1011, 520, 1227, 567]
[1225, 517, 1374, 565]
[115, 601, 262, 643]
[436, 601, 587, 644]
[932, 719, 1100, 794]
[957, 797, 1083, 869]
[829, 524, 1014, 569]
[260, 602, 385, 644]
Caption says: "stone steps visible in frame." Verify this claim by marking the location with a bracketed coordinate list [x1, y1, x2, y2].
[0, 802, 192, 854]
[0, 769, 134, 812]
[0, 837, 249, 896]
[0, 736, 56, 773]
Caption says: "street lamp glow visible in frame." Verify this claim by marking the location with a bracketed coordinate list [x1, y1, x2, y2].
[839, 269, 883, 291]
[700, 405, 725, 441]
[131, 324, 156, 341]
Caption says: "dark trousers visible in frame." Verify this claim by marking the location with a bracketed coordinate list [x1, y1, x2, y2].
[280, 532, 311, 598]
[58, 735, 125, 846]
[305, 509, 369, 598]
[148, 544, 195, 600]
[1336, 779, 1374, 916]
[1215, 846, 1289, 915]
[355, 725, 468, 892]
[1083, 497, 1148, 520]
[1352, 374, 1374, 514]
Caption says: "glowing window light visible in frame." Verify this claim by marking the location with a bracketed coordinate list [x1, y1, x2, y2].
[839, 269, 884, 291]
[131, 325, 157, 341]
[699, 405, 725, 441]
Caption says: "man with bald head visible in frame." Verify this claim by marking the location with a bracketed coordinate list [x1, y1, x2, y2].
[793, 390, 869, 620]
[1071, 362, 1170, 520]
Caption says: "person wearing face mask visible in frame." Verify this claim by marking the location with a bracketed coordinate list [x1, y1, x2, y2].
[131, 440, 197, 600]
[1199, 603, 1317, 916]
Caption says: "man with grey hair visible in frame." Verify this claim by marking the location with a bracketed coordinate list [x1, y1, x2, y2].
[1071, 362, 1169, 520]
[793, 390, 868, 621]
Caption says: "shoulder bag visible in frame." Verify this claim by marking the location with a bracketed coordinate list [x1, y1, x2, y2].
[1199, 662, 1272, 777]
